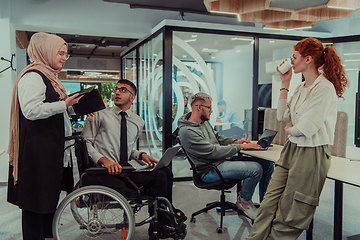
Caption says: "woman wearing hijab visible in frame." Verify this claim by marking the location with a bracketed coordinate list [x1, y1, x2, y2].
[7, 32, 82, 240]
[246, 38, 348, 240]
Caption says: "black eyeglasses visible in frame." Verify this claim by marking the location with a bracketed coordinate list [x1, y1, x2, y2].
[114, 87, 134, 95]
[196, 104, 212, 110]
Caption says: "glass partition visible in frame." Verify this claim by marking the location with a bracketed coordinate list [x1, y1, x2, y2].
[259, 39, 360, 158]
[121, 24, 360, 178]
[137, 33, 164, 158]
[172, 31, 254, 177]
[122, 50, 136, 82]
[334, 41, 360, 152]
[259, 38, 299, 109]
[258, 38, 298, 135]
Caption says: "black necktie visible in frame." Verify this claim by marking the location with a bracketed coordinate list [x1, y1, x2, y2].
[120, 111, 129, 166]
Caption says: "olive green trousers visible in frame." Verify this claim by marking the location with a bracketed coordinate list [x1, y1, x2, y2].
[246, 140, 331, 240]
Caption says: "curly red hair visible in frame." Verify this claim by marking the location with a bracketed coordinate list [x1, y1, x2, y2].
[294, 38, 348, 98]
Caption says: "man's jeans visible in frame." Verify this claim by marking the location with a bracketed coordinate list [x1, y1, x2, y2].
[202, 156, 274, 202]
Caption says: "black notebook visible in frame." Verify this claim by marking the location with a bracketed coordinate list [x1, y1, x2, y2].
[71, 88, 106, 116]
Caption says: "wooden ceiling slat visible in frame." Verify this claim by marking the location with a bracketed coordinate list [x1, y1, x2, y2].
[205, 0, 360, 30]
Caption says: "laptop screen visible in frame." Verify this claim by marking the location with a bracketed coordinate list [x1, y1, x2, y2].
[257, 129, 278, 149]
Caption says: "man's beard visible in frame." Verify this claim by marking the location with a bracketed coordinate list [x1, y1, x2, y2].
[200, 112, 209, 122]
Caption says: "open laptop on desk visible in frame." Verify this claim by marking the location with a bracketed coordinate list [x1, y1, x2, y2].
[243, 129, 278, 151]
[129, 145, 181, 171]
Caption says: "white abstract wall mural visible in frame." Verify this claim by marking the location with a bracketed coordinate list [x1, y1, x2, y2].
[138, 34, 218, 158]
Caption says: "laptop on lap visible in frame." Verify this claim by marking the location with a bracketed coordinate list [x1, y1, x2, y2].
[129, 146, 181, 171]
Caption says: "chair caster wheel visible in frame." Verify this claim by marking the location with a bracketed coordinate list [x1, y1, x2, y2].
[217, 227, 223, 233]
[191, 217, 196, 223]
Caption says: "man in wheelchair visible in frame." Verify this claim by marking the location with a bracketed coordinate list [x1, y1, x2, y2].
[81, 79, 186, 239]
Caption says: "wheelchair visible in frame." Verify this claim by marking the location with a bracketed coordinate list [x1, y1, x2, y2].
[52, 133, 186, 240]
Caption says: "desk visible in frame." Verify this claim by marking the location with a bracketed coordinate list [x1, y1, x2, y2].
[214, 122, 231, 131]
[327, 157, 360, 240]
[243, 144, 357, 240]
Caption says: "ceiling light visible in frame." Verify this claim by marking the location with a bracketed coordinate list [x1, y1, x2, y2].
[231, 37, 253, 41]
[184, 39, 197, 43]
[235, 50, 241, 53]
[269, 40, 275, 43]
[263, 27, 286, 31]
[202, 48, 219, 53]
[286, 26, 313, 31]
[344, 53, 360, 55]
[85, 45, 89, 47]
[345, 68, 359, 71]
[344, 59, 360, 62]
[191, 35, 197, 38]
[153, 53, 157, 56]
[328, 6, 356, 10]
[211, 56, 216, 59]
[182, 55, 187, 57]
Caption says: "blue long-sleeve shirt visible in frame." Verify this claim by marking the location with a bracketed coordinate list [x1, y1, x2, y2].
[219, 107, 244, 129]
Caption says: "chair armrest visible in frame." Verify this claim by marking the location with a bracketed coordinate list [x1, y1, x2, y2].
[191, 163, 226, 183]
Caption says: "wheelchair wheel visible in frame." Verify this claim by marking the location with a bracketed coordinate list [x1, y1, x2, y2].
[53, 185, 135, 240]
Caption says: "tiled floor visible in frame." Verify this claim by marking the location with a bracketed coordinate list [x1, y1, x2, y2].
[2, 177, 360, 240]
[1, 153, 360, 239]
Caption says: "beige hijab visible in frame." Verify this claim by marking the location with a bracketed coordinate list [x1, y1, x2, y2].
[8, 32, 68, 184]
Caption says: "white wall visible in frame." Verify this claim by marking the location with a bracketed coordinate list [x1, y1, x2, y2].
[215, 45, 254, 121]
[0, 13, 18, 182]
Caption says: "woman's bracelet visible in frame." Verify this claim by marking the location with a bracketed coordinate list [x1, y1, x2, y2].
[280, 88, 289, 92]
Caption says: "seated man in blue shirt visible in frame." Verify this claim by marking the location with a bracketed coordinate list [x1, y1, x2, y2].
[216, 100, 245, 139]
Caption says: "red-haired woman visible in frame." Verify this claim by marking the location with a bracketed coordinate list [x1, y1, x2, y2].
[246, 38, 348, 240]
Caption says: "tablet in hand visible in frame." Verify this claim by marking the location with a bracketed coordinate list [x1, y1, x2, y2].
[69, 86, 95, 97]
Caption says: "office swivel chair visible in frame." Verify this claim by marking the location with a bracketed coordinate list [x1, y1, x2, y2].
[176, 137, 248, 233]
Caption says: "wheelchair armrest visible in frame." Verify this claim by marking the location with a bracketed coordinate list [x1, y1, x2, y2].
[85, 166, 135, 174]
[80, 166, 142, 198]
[85, 167, 109, 174]
[65, 132, 82, 141]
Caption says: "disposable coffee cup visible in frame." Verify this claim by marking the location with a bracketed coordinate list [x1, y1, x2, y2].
[278, 60, 292, 74]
